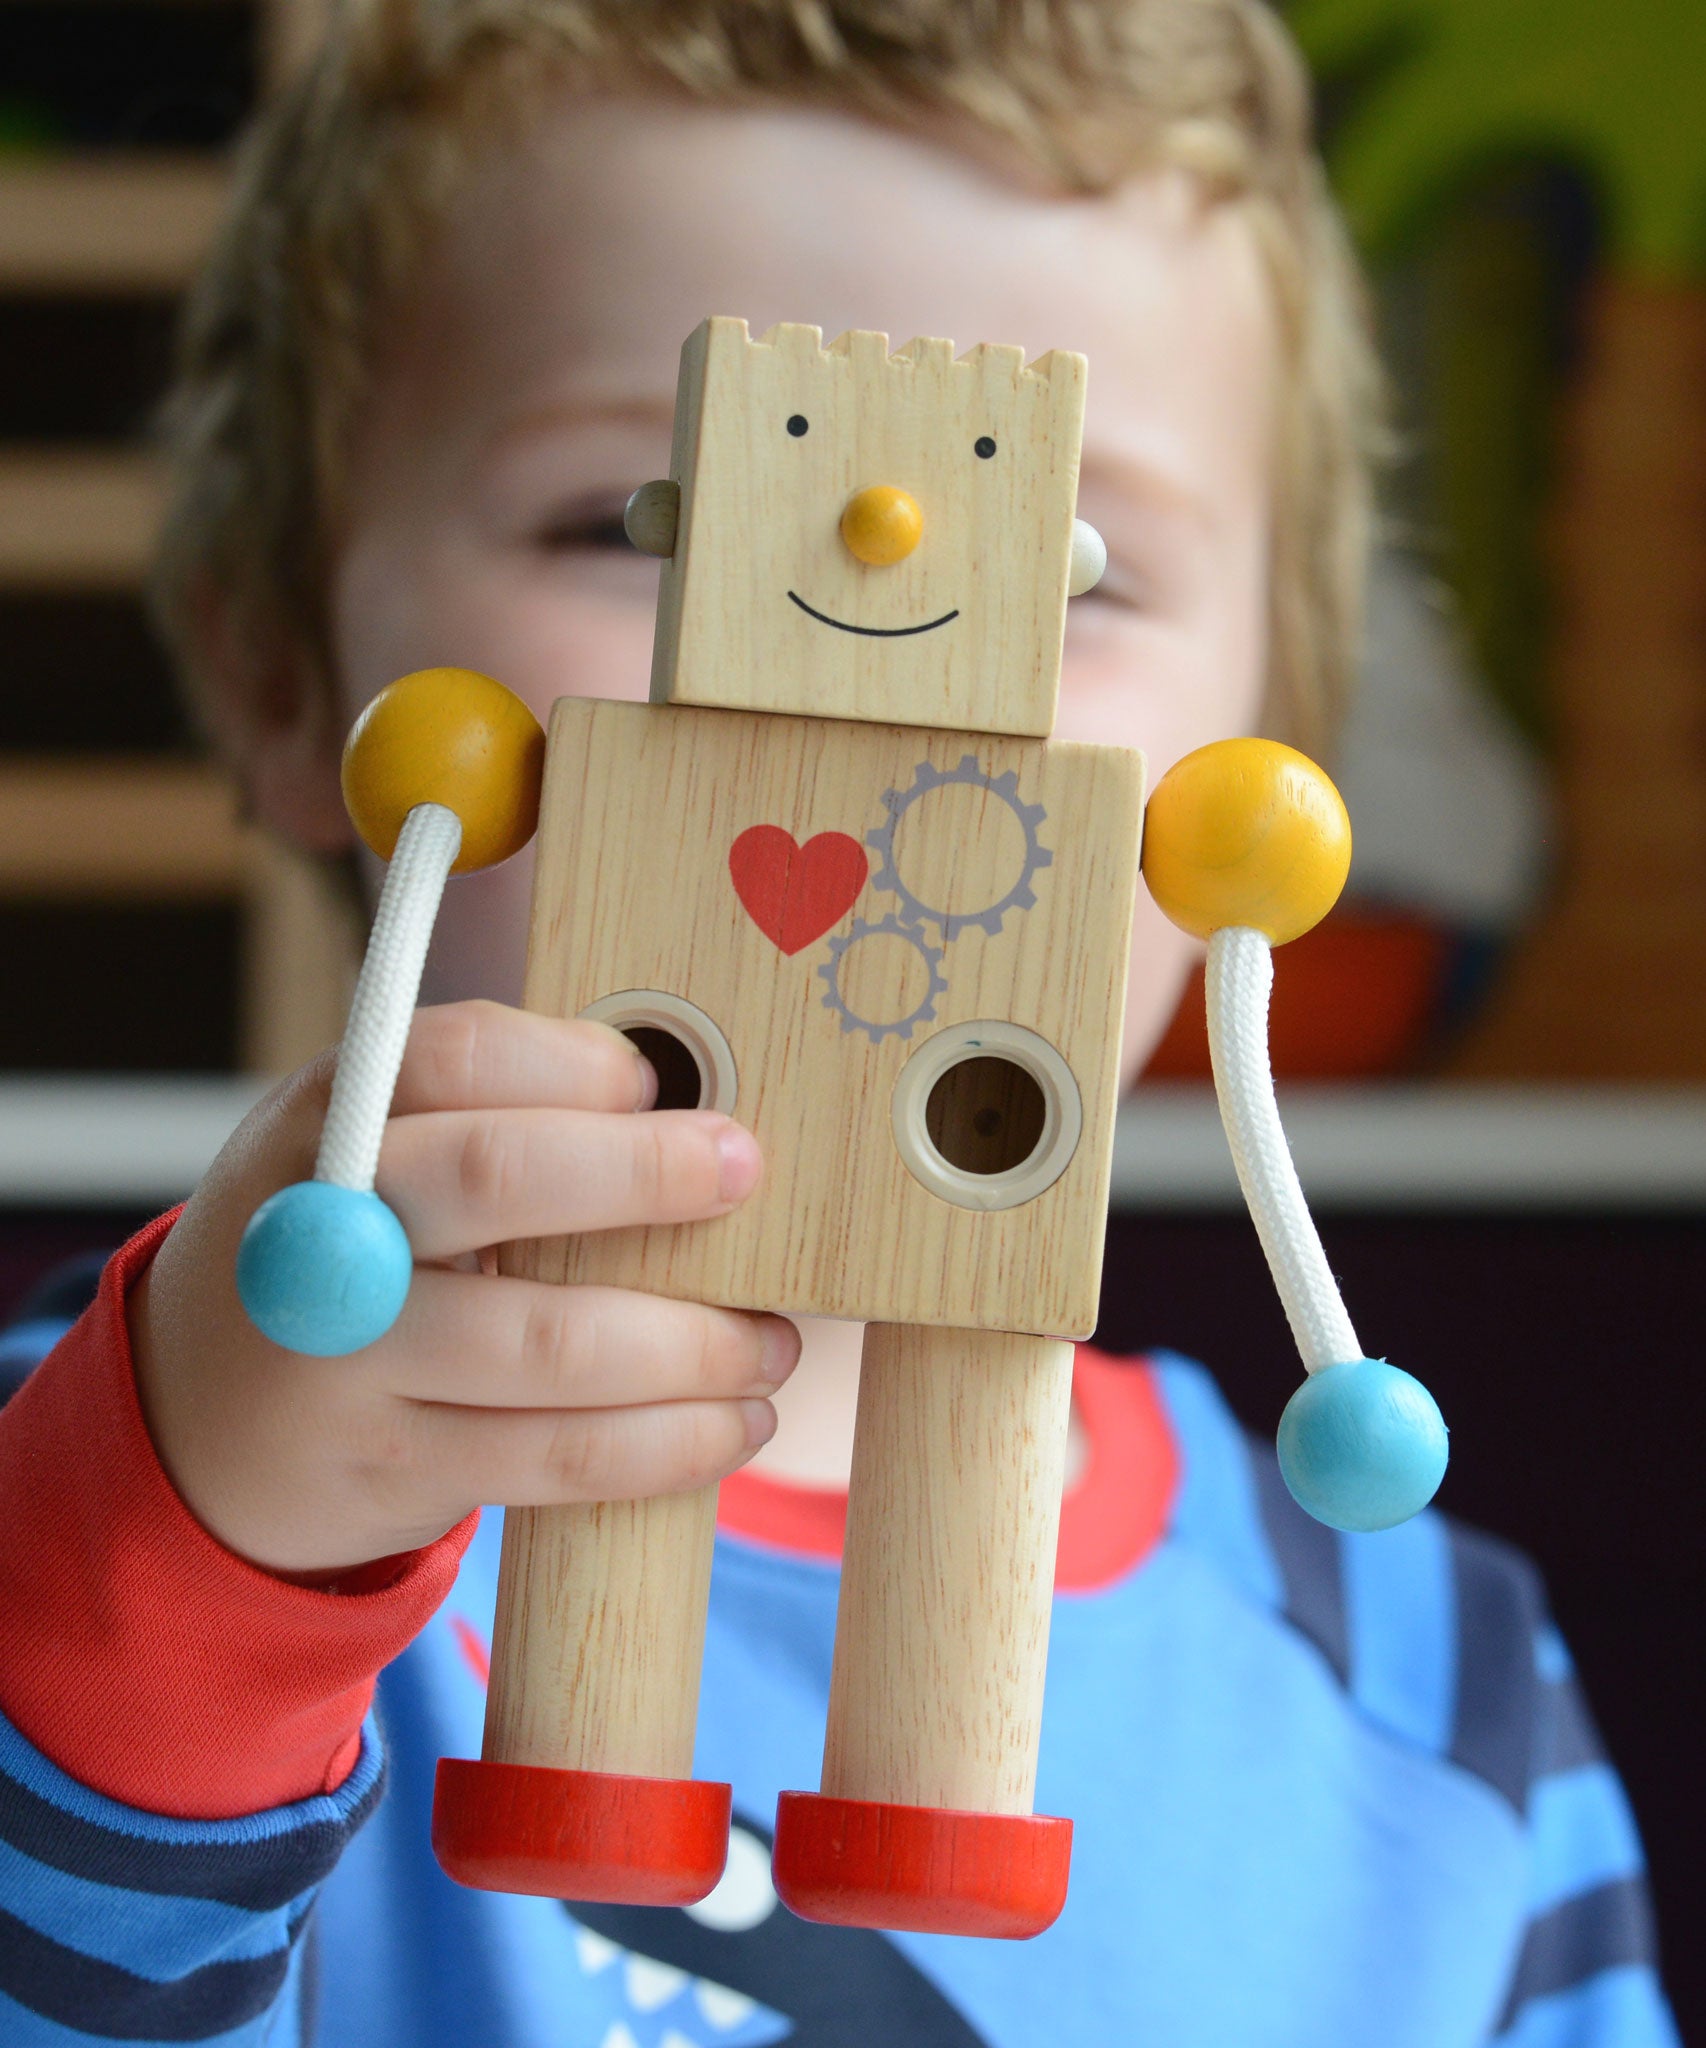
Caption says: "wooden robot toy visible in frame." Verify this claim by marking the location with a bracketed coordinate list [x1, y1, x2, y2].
[237, 317, 1449, 1940]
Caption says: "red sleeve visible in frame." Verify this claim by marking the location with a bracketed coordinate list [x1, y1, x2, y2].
[0, 1210, 478, 1821]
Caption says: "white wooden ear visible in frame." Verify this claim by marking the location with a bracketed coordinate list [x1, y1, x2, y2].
[624, 479, 680, 557]
[1067, 518, 1106, 597]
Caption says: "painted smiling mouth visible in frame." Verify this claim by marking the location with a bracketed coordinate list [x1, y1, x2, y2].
[788, 591, 959, 638]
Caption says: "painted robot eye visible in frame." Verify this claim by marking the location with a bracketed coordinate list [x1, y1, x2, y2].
[974, 436, 997, 459]
[787, 414, 809, 437]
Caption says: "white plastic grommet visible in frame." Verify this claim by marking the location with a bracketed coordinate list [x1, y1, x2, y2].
[890, 1020, 1082, 1211]
[578, 990, 738, 1115]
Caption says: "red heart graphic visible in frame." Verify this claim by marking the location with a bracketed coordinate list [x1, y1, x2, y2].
[729, 825, 869, 955]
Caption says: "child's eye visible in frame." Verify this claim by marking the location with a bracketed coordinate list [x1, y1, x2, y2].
[1070, 561, 1148, 612]
[534, 509, 632, 551]
[787, 414, 809, 437]
[975, 435, 997, 459]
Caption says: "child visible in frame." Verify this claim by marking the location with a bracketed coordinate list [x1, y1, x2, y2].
[0, 3, 1676, 2043]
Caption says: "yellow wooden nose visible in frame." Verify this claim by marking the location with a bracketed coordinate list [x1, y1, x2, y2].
[841, 485, 923, 566]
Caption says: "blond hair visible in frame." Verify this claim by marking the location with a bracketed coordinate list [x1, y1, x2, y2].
[153, 0, 1382, 758]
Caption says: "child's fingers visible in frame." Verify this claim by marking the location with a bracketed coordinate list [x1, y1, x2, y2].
[381, 1269, 799, 1410]
[389, 1002, 653, 1117]
[197, 1006, 652, 1210]
[376, 1106, 761, 1259]
[388, 1391, 776, 1525]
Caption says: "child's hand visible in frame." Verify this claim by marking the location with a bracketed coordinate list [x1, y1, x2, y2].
[128, 1001, 797, 1578]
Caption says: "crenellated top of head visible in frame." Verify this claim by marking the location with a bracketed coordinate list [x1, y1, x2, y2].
[640, 317, 1094, 738]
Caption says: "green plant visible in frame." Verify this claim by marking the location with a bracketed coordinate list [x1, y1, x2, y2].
[1290, 0, 1706, 278]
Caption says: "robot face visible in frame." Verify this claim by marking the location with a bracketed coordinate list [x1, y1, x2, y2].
[650, 319, 1087, 738]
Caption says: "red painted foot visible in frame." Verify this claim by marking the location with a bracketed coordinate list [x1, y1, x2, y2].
[433, 1759, 730, 1905]
[771, 1791, 1072, 1939]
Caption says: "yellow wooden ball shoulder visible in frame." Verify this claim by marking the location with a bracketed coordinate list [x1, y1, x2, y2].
[342, 668, 546, 874]
[1142, 737, 1351, 947]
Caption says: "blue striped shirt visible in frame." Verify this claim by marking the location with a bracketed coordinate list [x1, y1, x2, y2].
[0, 1275, 1680, 2047]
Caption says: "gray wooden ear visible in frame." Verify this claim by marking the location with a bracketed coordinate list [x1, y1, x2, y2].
[624, 478, 681, 557]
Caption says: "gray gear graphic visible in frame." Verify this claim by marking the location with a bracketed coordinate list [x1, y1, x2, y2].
[817, 914, 949, 1043]
[865, 754, 1052, 940]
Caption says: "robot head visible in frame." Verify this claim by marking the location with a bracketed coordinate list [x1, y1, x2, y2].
[643, 318, 1090, 738]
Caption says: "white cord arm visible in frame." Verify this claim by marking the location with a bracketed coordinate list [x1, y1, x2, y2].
[1204, 925, 1361, 1376]
[315, 801, 462, 1192]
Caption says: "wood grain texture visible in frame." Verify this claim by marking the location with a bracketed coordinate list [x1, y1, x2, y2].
[0, 760, 242, 897]
[820, 1324, 1074, 1814]
[239, 839, 359, 1076]
[0, 451, 160, 589]
[650, 319, 1086, 737]
[0, 158, 226, 294]
[481, 1486, 718, 1778]
[0, 760, 354, 1075]
[522, 696, 1144, 1337]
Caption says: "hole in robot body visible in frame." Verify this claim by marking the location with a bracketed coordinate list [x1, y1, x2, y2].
[576, 990, 738, 1116]
[576, 994, 1081, 1215]
[893, 1021, 1083, 1212]
[925, 1054, 1048, 1175]
[622, 1024, 704, 1111]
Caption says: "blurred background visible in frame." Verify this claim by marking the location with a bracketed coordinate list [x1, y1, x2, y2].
[0, 0, 1701, 2032]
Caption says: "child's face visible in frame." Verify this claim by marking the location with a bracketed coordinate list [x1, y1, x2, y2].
[324, 97, 1276, 1083]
